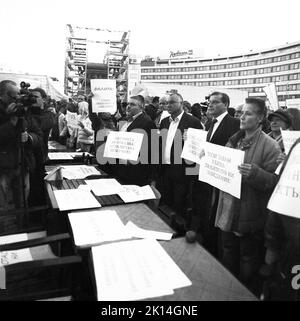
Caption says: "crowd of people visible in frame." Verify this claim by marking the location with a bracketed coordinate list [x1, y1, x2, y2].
[0, 79, 300, 300]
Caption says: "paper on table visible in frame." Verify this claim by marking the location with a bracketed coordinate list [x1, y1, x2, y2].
[61, 165, 100, 179]
[92, 239, 178, 301]
[77, 184, 92, 191]
[0, 248, 33, 267]
[85, 178, 123, 196]
[125, 221, 172, 241]
[69, 152, 94, 158]
[68, 210, 131, 247]
[0, 231, 46, 245]
[118, 185, 156, 203]
[48, 153, 73, 160]
[53, 189, 101, 211]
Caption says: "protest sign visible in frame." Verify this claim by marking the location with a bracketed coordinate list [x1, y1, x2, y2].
[181, 128, 207, 164]
[104, 131, 144, 161]
[90, 79, 117, 114]
[281, 130, 300, 155]
[199, 143, 244, 199]
[66, 111, 79, 128]
[268, 142, 300, 218]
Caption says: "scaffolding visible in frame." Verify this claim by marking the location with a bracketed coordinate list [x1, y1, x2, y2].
[64, 24, 130, 98]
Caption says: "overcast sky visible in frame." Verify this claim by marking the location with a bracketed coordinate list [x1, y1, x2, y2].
[1, 0, 300, 82]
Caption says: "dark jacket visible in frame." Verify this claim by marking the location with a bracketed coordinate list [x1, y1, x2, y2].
[115, 112, 157, 186]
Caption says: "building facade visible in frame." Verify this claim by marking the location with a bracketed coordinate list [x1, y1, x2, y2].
[140, 41, 300, 107]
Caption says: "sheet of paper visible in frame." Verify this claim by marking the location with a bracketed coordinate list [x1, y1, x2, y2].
[281, 130, 300, 155]
[44, 166, 63, 181]
[53, 189, 101, 211]
[125, 221, 172, 241]
[48, 152, 73, 160]
[61, 165, 100, 180]
[118, 185, 156, 203]
[68, 210, 131, 247]
[199, 142, 245, 199]
[268, 142, 300, 218]
[0, 248, 33, 267]
[0, 231, 46, 245]
[103, 131, 144, 161]
[69, 152, 94, 158]
[181, 128, 207, 164]
[85, 178, 123, 196]
[66, 111, 79, 128]
[91, 79, 117, 114]
[92, 239, 191, 300]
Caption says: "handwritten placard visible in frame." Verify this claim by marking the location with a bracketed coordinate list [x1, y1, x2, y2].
[181, 128, 207, 164]
[104, 131, 144, 161]
[91, 79, 117, 114]
[199, 143, 244, 199]
[268, 142, 300, 218]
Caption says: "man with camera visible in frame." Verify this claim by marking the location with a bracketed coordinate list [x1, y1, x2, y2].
[0, 80, 43, 216]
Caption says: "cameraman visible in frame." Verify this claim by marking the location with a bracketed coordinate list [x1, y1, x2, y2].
[0, 80, 43, 214]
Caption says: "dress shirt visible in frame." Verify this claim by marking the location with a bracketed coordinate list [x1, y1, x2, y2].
[164, 111, 184, 164]
[209, 111, 228, 141]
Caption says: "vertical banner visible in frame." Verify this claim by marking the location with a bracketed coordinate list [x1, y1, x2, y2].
[199, 143, 245, 199]
[90, 79, 117, 114]
[263, 83, 279, 110]
[267, 142, 300, 218]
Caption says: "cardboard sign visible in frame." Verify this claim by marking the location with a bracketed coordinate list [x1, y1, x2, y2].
[91, 79, 117, 114]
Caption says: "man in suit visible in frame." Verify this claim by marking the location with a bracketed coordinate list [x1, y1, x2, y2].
[159, 93, 203, 233]
[188, 92, 240, 255]
[115, 95, 157, 186]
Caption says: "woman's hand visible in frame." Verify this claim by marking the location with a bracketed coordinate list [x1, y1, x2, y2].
[238, 163, 253, 178]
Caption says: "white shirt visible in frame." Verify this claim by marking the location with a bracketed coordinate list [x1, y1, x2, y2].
[164, 111, 184, 164]
[210, 111, 228, 141]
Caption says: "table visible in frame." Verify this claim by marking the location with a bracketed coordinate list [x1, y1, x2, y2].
[48, 140, 68, 152]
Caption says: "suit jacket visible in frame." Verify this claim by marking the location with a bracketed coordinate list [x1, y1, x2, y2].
[207, 113, 240, 146]
[159, 112, 203, 180]
[115, 112, 157, 186]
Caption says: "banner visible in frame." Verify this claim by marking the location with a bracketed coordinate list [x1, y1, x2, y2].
[286, 98, 300, 110]
[199, 143, 245, 199]
[90, 79, 117, 114]
[267, 142, 300, 218]
[281, 130, 300, 155]
[181, 128, 207, 164]
[263, 83, 279, 110]
[66, 111, 79, 128]
[104, 131, 144, 161]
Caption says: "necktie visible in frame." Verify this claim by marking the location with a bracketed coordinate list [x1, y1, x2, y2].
[207, 118, 218, 141]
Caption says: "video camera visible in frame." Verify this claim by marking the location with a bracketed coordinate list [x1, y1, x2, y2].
[14, 82, 37, 117]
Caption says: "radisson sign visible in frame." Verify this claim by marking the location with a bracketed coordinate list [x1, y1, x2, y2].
[169, 49, 193, 58]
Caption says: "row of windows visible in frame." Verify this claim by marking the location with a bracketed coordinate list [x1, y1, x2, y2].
[141, 73, 300, 82]
[141, 54, 300, 73]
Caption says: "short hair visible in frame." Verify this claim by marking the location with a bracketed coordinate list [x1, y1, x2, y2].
[0, 80, 16, 96]
[30, 87, 47, 99]
[183, 101, 192, 112]
[169, 92, 183, 103]
[245, 97, 267, 120]
[130, 95, 144, 107]
[152, 96, 159, 104]
[210, 91, 230, 108]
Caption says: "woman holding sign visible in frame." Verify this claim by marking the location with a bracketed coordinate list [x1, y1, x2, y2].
[215, 98, 281, 294]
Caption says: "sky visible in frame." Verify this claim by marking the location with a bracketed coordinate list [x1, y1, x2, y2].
[0, 0, 300, 83]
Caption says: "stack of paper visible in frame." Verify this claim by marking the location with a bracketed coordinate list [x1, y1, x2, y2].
[125, 221, 172, 241]
[118, 185, 156, 203]
[85, 178, 123, 196]
[92, 239, 192, 301]
[68, 210, 131, 247]
[53, 189, 101, 211]
[60, 165, 100, 179]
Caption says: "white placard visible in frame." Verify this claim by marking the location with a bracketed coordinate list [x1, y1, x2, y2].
[68, 210, 130, 247]
[199, 143, 244, 199]
[267, 142, 300, 218]
[181, 128, 207, 164]
[281, 130, 300, 155]
[85, 178, 123, 196]
[66, 111, 79, 128]
[60, 165, 100, 180]
[286, 98, 300, 110]
[90, 79, 117, 114]
[53, 189, 101, 211]
[118, 185, 156, 203]
[125, 221, 172, 241]
[92, 239, 191, 301]
[104, 131, 144, 161]
[48, 153, 73, 160]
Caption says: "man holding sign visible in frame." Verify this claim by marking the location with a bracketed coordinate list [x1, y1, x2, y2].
[114, 95, 157, 186]
[215, 98, 281, 291]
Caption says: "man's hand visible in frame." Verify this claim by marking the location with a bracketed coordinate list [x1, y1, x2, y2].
[238, 163, 253, 178]
[21, 131, 29, 143]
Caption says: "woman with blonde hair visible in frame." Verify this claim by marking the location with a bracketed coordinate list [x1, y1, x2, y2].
[76, 101, 94, 152]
